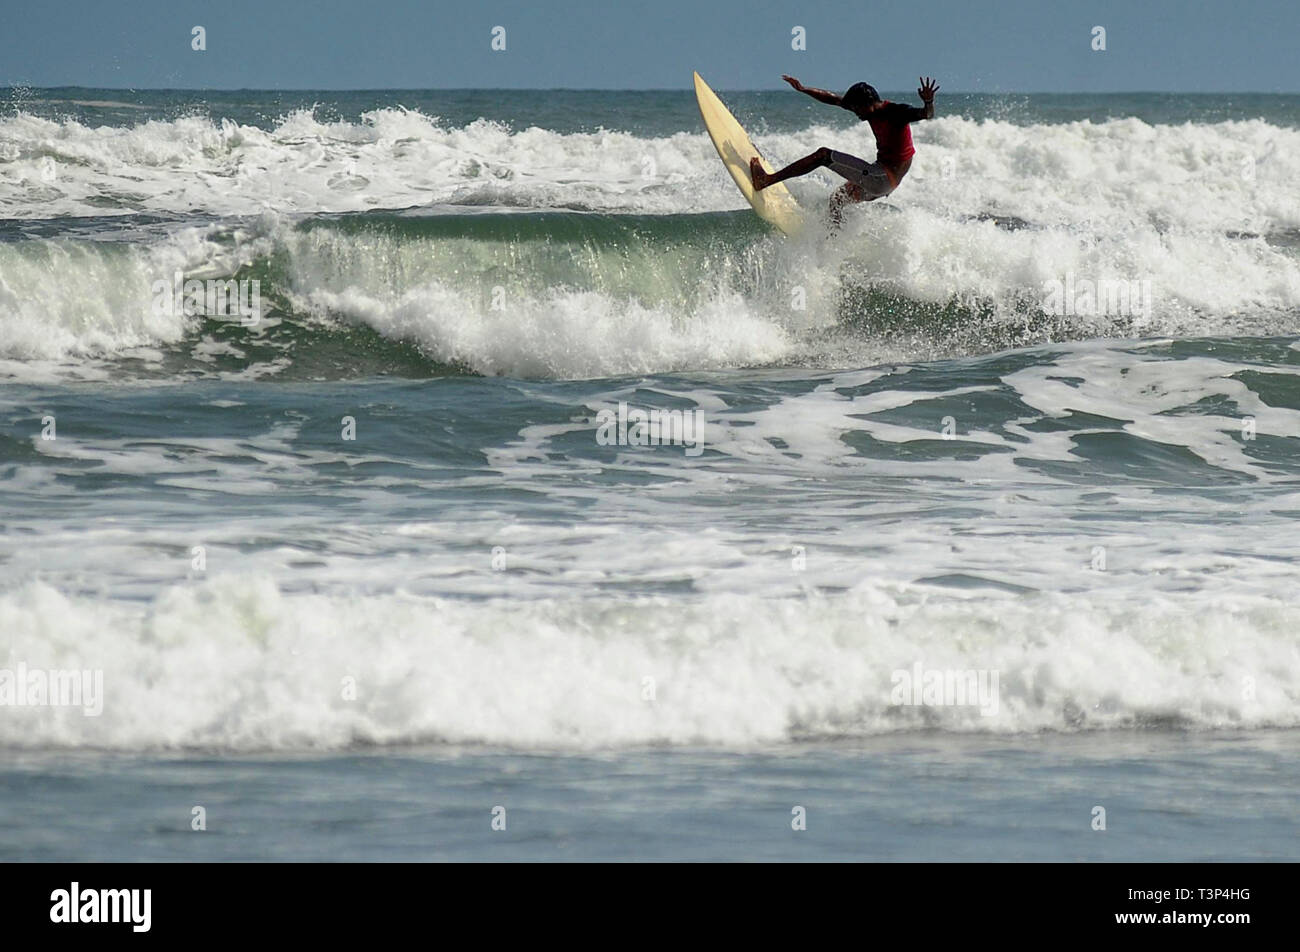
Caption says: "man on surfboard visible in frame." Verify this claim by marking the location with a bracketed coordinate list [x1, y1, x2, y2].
[751, 75, 939, 220]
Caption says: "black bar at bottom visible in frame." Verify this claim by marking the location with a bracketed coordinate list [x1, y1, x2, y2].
[1, 862, 1283, 939]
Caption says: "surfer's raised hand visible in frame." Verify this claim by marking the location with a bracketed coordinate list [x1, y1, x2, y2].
[782, 75, 804, 92]
[917, 77, 939, 119]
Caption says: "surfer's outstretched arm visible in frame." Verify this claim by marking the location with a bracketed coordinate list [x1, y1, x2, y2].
[782, 75, 842, 107]
[887, 79, 940, 123]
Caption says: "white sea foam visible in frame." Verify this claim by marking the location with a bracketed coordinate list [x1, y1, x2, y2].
[0, 222, 276, 365]
[0, 574, 1294, 751]
[2, 108, 1298, 226]
[3, 338, 1299, 749]
[0, 110, 1297, 378]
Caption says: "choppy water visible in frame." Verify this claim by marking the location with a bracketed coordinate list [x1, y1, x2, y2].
[1, 87, 1297, 860]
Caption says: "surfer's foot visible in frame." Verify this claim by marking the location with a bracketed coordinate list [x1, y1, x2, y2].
[750, 158, 770, 191]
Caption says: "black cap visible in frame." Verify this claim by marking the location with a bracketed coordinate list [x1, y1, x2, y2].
[843, 82, 881, 108]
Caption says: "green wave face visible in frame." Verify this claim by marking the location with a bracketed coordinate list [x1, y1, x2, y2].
[3, 206, 1299, 382]
[288, 210, 774, 314]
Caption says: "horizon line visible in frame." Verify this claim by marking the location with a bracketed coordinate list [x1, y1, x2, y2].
[6, 84, 1298, 96]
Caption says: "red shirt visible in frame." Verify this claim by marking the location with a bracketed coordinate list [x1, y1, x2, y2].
[867, 102, 917, 167]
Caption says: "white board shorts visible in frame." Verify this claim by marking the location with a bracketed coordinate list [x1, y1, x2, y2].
[826, 149, 897, 199]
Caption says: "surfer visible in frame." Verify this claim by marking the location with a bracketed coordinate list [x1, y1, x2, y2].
[751, 76, 939, 221]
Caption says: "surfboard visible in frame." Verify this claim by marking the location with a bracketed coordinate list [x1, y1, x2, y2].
[693, 72, 806, 237]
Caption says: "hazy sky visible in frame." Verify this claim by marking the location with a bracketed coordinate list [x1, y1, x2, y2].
[5, 0, 1297, 91]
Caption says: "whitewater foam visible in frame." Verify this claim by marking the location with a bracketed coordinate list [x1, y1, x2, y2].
[1, 109, 1299, 379]
[0, 574, 1294, 751]
[3, 106, 1298, 227]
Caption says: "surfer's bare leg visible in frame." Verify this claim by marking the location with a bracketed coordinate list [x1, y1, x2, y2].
[828, 182, 867, 226]
[751, 147, 832, 191]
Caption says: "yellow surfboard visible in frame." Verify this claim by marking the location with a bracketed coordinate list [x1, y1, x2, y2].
[693, 71, 806, 237]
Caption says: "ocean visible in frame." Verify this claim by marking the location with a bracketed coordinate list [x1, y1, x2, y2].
[1, 87, 1298, 861]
